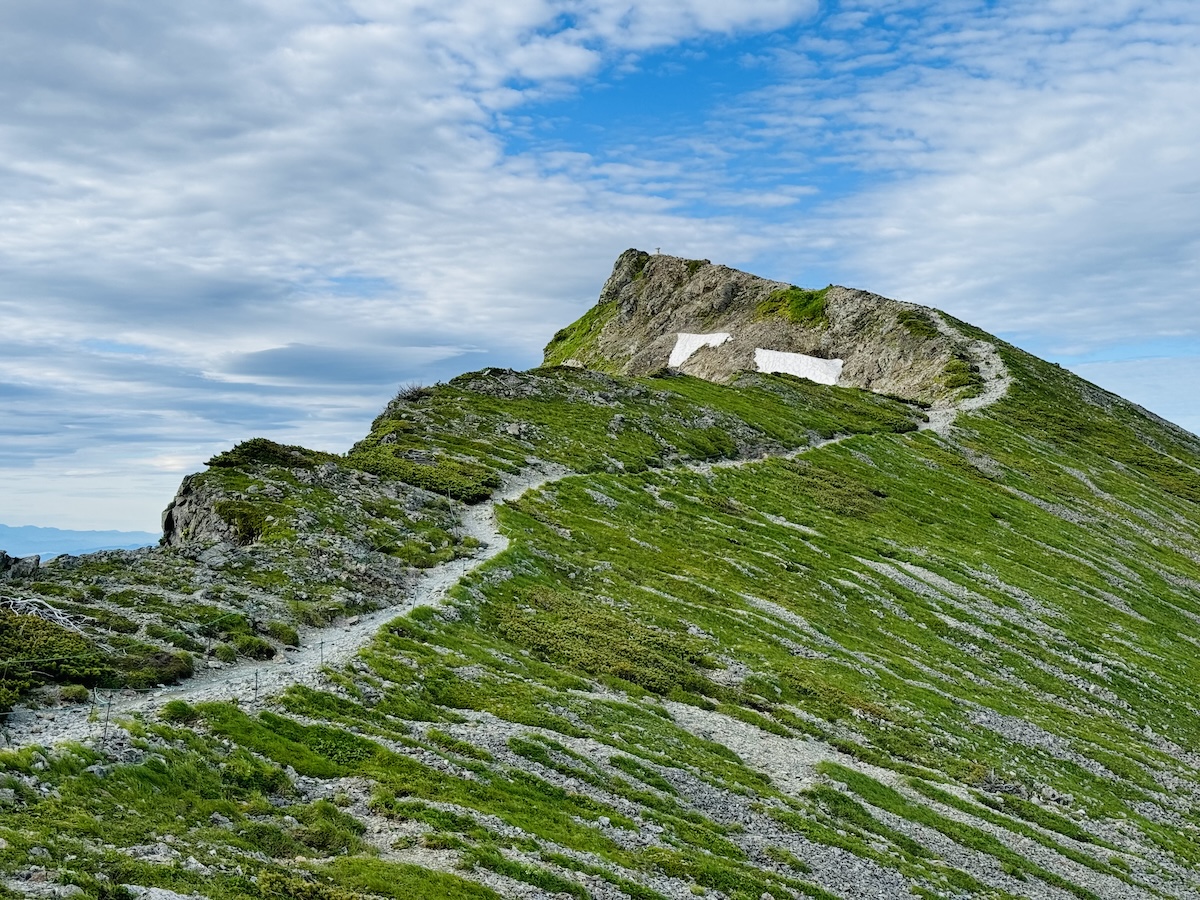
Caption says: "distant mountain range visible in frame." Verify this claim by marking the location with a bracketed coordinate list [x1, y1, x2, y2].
[0, 523, 159, 558]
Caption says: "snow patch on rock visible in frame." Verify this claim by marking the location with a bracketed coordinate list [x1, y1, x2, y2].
[669, 332, 731, 368]
[755, 348, 843, 385]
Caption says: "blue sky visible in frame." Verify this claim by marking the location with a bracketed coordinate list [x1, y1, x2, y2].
[1, 0, 1198, 531]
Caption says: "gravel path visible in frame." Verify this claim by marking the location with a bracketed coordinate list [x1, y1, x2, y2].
[921, 312, 1012, 435]
[0, 463, 571, 750]
[1, 329, 1010, 751]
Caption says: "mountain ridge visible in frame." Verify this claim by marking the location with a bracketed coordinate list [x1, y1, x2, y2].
[2, 251, 1200, 900]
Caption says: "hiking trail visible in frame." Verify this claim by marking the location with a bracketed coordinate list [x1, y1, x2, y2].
[2, 315, 1009, 751]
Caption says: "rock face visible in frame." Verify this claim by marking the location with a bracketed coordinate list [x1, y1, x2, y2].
[544, 249, 965, 403]
[161, 473, 240, 547]
[0, 550, 39, 580]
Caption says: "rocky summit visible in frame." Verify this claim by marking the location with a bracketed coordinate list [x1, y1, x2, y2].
[544, 249, 972, 403]
[2, 251, 1200, 900]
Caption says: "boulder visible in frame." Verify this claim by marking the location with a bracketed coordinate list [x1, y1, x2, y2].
[0, 550, 40, 580]
[161, 474, 238, 547]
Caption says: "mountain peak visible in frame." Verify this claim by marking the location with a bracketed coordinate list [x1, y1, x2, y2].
[545, 248, 976, 404]
[5, 251, 1200, 898]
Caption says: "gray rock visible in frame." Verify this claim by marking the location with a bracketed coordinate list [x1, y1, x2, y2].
[547, 249, 960, 405]
[124, 842, 178, 864]
[181, 856, 210, 875]
[6, 880, 85, 900]
[0, 550, 40, 579]
[123, 887, 208, 900]
[161, 475, 240, 547]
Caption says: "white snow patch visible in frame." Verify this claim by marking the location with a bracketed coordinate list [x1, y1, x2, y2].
[669, 332, 731, 367]
[755, 348, 843, 385]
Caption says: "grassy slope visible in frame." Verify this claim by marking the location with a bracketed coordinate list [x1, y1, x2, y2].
[0, 452, 471, 709]
[4, 348, 1200, 899]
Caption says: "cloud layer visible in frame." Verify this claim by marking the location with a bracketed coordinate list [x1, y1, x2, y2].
[743, 1, 1200, 349]
[0, 1, 1195, 529]
[0, 0, 815, 528]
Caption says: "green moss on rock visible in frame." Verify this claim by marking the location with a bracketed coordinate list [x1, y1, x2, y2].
[756, 286, 831, 328]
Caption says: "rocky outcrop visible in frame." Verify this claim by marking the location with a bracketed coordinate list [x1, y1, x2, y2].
[545, 249, 965, 403]
[160, 473, 240, 547]
[0, 550, 39, 580]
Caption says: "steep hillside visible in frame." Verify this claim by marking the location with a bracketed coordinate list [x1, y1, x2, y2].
[2, 252, 1200, 900]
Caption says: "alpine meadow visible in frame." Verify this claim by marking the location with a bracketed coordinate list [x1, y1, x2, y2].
[3, 251, 1200, 900]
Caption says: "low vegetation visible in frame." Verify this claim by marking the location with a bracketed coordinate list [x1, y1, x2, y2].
[543, 302, 621, 370]
[756, 285, 831, 328]
[3, 292, 1200, 899]
[897, 308, 942, 341]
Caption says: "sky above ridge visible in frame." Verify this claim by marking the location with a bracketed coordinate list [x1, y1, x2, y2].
[1, 0, 1198, 531]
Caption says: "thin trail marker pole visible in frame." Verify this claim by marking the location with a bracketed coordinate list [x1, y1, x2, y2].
[254, 670, 259, 704]
[458, 494, 466, 577]
[448, 486, 465, 577]
[101, 691, 112, 747]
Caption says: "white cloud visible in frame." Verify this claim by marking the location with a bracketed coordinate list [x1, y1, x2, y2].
[3, 0, 1198, 532]
[746, 2, 1200, 350]
[0, 1, 814, 529]
[585, 0, 818, 48]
